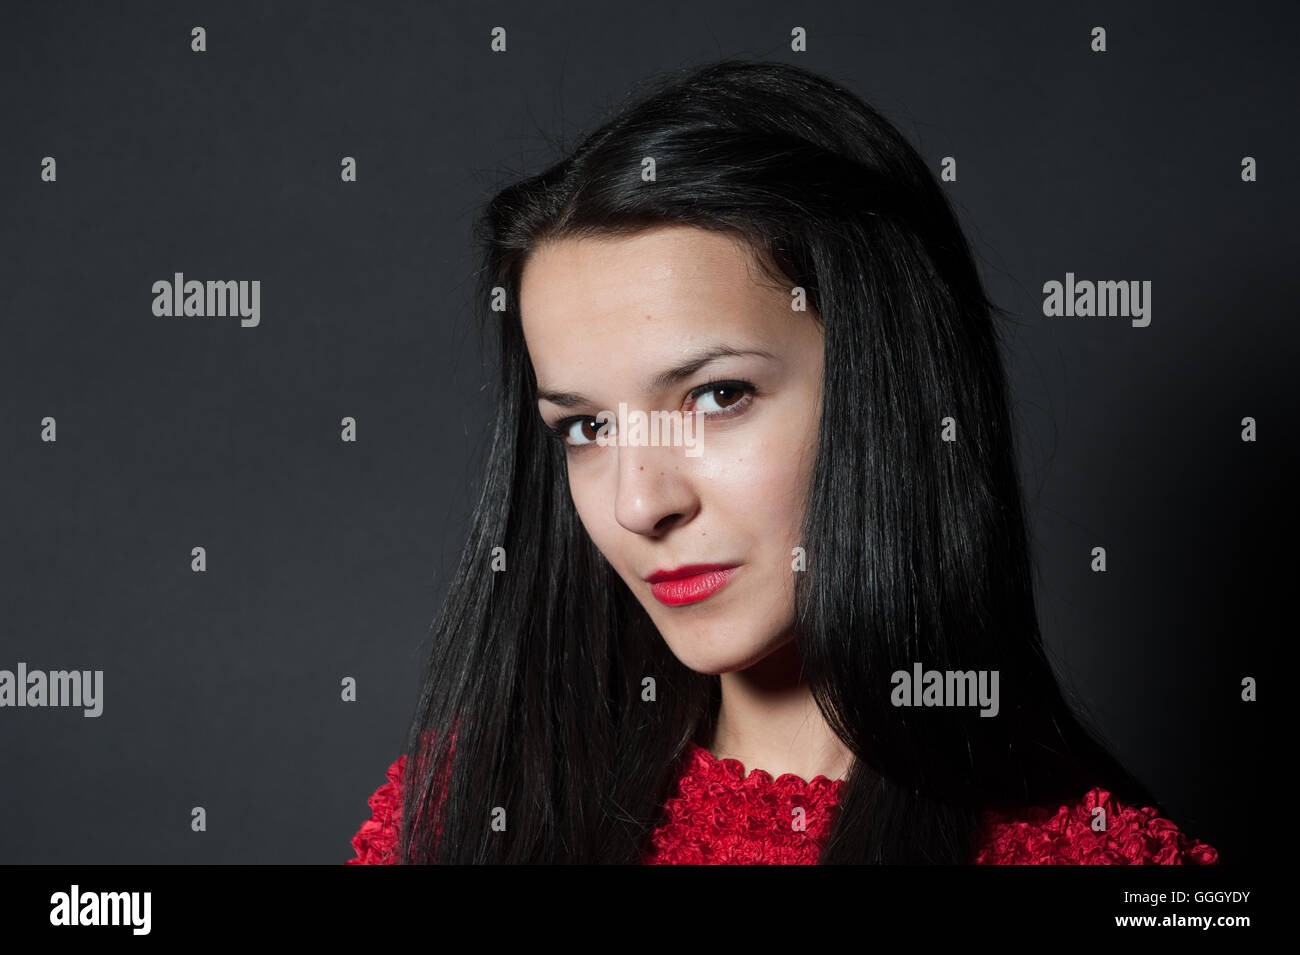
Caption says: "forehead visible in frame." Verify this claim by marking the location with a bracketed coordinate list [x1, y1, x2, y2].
[519, 226, 791, 385]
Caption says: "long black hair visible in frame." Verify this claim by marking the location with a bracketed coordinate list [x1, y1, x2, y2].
[395, 58, 1156, 864]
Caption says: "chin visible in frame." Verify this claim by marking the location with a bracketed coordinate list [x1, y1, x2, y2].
[662, 634, 789, 676]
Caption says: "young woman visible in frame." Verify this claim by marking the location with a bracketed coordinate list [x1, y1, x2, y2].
[346, 59, 1218, 864]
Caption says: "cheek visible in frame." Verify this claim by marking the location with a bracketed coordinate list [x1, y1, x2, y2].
[709, 452, 806, 551]
[700, 413, 815, 543]
[566, 469, 624, 565]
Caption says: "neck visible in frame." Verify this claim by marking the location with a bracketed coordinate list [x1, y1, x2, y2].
[706, 638, 854, 783]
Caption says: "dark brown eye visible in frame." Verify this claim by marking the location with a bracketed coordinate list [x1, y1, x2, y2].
[555, 415, 604, 447]
[691, 384, 750, 414]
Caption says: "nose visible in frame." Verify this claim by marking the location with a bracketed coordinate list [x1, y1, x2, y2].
[613, 440, 699, 537]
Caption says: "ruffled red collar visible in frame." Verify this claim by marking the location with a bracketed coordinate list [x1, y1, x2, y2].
[682, 740, 846, 791]
[642, 742, 844, 864]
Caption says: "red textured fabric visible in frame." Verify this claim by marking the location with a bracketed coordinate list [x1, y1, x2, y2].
[345, 754, 406, 865]
[345, 741, 1219, 865]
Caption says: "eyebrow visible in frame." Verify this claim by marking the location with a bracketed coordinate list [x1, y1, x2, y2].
[535, 344, 779, 409]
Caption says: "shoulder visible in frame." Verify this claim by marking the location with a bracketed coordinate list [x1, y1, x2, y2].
[344, 755, 406, 865]
[974, 787, 1219, 865]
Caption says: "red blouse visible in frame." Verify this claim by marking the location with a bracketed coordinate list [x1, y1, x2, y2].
[345, 741, 1219, 865]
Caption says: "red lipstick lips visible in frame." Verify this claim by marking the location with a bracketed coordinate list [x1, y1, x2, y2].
[645, 563, 739, 606]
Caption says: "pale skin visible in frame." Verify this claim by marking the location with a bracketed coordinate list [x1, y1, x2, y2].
[519, 224, 854, 785]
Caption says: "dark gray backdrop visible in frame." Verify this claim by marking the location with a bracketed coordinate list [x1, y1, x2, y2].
[1, 0, 1288, 864]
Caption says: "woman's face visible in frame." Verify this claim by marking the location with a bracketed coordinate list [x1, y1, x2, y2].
[519, 224, 824, 675]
